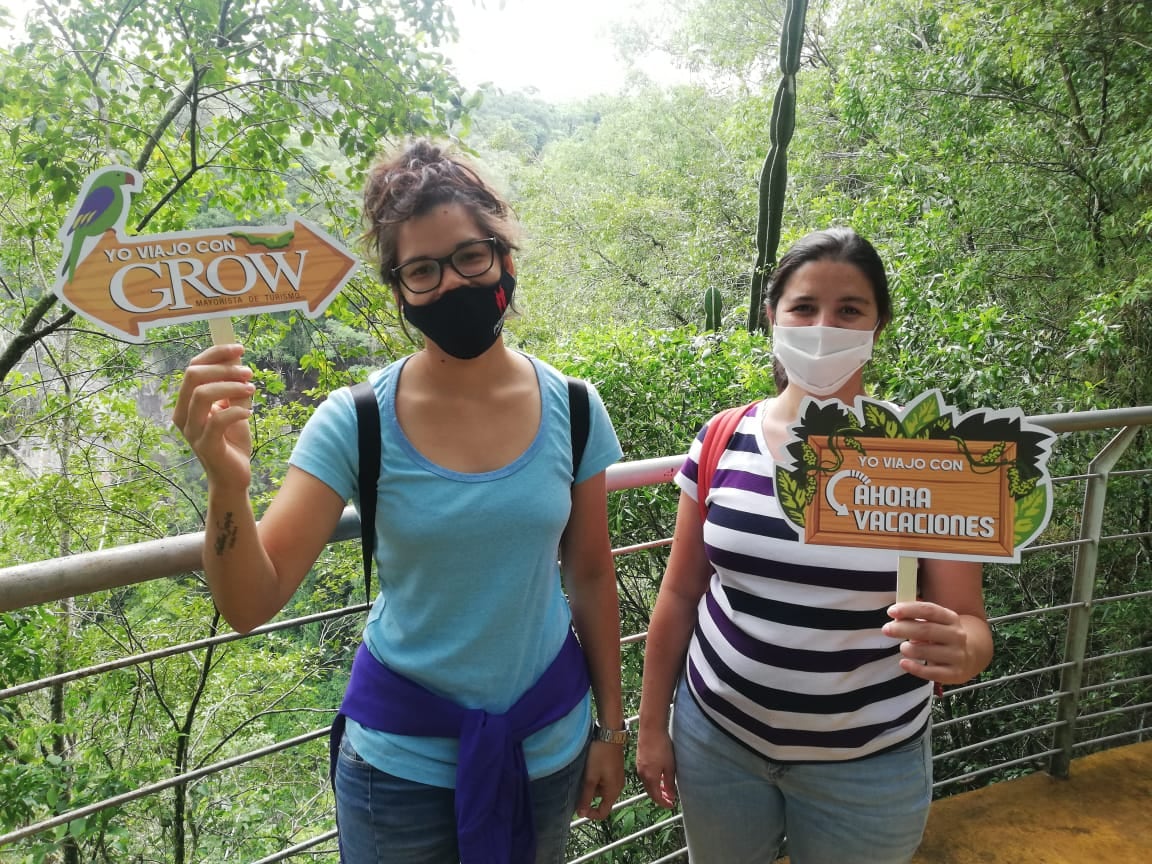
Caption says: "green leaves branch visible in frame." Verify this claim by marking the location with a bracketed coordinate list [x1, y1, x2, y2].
[0, 0, 467, 388]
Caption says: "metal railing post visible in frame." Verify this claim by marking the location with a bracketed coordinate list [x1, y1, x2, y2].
[1049, 425, 1141, 778]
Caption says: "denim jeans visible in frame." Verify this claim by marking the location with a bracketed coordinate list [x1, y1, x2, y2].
[333, 730, 588, 863]
[671, 678, 932, 864]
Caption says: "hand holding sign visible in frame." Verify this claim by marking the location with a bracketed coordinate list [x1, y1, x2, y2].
[883, 599, 978, 680]
[171, 343, 256, 491]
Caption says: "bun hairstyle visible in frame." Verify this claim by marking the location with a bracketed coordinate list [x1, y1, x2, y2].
[361, 139, 520, 287]
[764, 226, 892, 393]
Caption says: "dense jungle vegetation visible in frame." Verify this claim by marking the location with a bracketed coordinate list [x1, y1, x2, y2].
[1, 0, 1150, 861]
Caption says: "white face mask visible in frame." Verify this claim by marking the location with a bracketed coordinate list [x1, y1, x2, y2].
[772, 324, 875, 396]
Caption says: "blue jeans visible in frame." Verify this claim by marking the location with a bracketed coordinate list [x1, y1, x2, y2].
[334, 730, 588, 863]
[671, 678, 932, 864]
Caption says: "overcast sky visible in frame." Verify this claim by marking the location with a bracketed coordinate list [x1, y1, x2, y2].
[445, 0, 683, 101]
[0, 0, 685, 101]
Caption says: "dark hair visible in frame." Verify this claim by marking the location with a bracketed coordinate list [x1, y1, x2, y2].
[764, 226, 892, 392]
[361, 139, 520, 288]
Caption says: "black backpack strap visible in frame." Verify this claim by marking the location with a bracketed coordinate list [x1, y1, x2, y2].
[350, 380, 380, 606]
[566, 376, 590, 483]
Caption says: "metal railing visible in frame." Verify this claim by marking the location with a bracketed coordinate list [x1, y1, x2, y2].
[2, 406, 1151, 862]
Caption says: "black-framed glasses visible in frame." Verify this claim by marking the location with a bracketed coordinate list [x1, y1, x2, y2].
[390, 238, 498, 294]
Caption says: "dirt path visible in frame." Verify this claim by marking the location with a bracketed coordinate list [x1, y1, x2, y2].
[913, 740, 1152, 863]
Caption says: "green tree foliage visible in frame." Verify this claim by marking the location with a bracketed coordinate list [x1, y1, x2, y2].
[508, 86, 760, 342]
[0, 0, 468, 546]
[466, 89, 575, 159]
[520, 0, 1150, 413]
[0, 2, 465, 861]
[0, 0, 469, 386]
[813, 0, 1152, 411]
[666, 0, 787, 83]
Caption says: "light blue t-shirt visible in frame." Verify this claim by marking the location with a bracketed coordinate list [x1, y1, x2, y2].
[289, 354, 622, 787]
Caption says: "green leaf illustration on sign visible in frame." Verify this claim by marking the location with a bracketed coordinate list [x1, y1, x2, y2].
[901, 392, 942, 438]
[228, 229, 296, 249]
[863, 402, 896, 433]
[1014, 484, 1048, 547]
[777, 470, 807, 528]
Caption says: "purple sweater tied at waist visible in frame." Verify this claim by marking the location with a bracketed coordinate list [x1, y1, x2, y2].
[329, 627, 590, 864]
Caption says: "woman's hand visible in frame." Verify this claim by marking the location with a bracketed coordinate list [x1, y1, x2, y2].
[635, 491, 710, 810]
[172, 344, 256, 490]
[636, 726, 677, 809]
[884, 600, 991, 685]
[576, 740, 625, 820]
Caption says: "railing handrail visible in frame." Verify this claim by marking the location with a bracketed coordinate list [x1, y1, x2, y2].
[0, 455, 678, 612]
[3, 406, 1151, 613]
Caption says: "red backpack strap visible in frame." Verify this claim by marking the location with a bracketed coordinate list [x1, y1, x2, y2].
[696, 402, 757, 523]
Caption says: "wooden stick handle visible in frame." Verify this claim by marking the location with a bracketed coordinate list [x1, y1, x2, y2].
[208, 317, 236, 345]
[896, 556, 918, 604]
[207, 317, 251, 410]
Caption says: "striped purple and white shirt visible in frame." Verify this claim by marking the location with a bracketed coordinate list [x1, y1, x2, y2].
[675, 400, 931, 762]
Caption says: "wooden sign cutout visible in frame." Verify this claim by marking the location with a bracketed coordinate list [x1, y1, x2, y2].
[774, 389, 1055, 564]
[52, 166, 358, 342]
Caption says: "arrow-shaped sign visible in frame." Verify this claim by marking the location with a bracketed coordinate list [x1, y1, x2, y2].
[52, 167, 359, 342]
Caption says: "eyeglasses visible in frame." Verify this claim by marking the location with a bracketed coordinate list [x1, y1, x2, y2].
[390, 238, 498, 294]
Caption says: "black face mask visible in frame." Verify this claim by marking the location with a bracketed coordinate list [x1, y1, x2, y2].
[402, 270, 515, 360]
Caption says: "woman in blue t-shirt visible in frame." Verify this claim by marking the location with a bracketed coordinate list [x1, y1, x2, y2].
[636, 227, 993, 864]
[174, 140, 627, 863]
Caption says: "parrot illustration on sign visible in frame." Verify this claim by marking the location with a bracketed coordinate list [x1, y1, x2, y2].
[59, 166, 141, 284]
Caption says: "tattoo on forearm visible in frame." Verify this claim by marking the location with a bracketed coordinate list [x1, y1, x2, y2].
[214, 511, 238, 556]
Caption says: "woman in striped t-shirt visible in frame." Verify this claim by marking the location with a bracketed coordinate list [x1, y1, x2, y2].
[637, 228, 993, 863]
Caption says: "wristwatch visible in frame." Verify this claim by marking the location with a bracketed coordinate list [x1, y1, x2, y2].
[591, 721, 630, 745]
